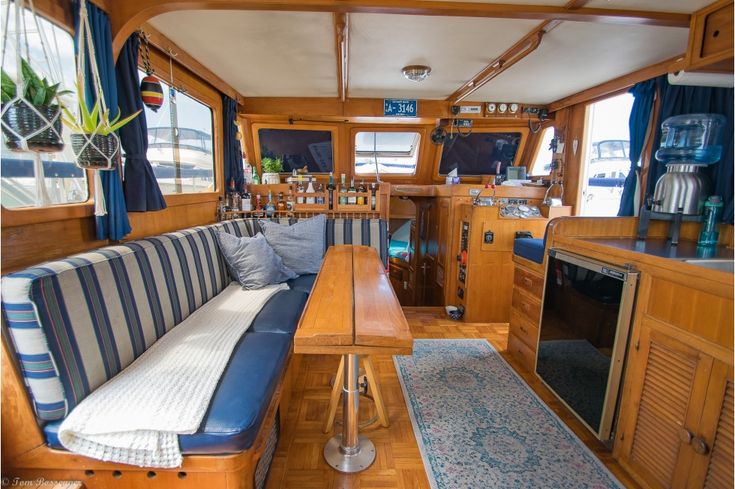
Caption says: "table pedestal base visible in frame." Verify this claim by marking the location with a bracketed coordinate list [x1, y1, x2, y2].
[324, 434, 376, 473]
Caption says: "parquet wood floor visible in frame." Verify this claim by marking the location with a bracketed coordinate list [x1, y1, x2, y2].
[266, 307, 640, 489]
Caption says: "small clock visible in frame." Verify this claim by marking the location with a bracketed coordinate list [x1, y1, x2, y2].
[498, 103, 508, 114]
[509, 103, 519, 114]
[486, 103, 496, 114]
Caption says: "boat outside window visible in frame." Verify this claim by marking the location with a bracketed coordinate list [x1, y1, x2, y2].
[578, 93, 634, 216]
[1, 9, 87, 209]
[136, 70, 215, 195]
[354, 131, 420, 175]
[528, 126, 555, 177]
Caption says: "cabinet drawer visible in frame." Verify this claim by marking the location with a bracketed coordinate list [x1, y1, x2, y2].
[512, 288, 541, 325]
[513, 266, 544, 298]
[510, 308, 539, 351]
[508, 332, 536, 372]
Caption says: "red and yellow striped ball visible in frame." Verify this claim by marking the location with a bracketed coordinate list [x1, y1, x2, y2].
[140, 75, 164, 111]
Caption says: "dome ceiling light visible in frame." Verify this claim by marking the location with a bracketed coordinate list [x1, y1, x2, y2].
[402, 65, 431, 82]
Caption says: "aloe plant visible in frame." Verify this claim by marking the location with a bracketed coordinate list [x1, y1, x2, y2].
[1, 58, 70, 106]
[62, 79, 140, 136]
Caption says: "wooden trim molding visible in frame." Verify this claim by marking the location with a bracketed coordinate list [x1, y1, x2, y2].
[334, 13, 349, 102]
[108, 0, 690, 58]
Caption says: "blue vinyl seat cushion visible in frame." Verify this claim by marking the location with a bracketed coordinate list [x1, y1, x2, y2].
[513, 237, 546, 264]
[44, 331, 291, 454]
[286, 274, 317, 294]
[250, 289, 308, 335]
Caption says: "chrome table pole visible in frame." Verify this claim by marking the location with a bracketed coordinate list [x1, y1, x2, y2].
[324, 353, 376, 472]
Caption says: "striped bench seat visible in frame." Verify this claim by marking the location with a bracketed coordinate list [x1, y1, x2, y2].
[1, 217, 387, 465]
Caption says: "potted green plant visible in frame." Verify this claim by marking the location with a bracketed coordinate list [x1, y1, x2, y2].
[1, 59, 70, 153]
[261, 156, 284, 184]
[62, 88, 140, 170]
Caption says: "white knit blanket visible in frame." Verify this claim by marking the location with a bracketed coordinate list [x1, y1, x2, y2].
[58, 282, 287, 468]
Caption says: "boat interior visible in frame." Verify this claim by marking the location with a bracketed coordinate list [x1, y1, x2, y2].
[1, 0, 733, 488]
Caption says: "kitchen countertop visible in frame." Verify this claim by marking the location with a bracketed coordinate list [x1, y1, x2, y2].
[578, 237, 734, 261]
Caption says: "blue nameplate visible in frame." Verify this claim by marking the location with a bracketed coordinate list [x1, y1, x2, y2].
[384, 99, 417, 117]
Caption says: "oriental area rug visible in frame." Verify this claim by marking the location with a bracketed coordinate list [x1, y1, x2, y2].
[393, 339, 624, 489]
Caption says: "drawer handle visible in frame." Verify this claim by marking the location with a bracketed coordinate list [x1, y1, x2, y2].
[679, 428, 693, 444]
[522, 277, 533, 287]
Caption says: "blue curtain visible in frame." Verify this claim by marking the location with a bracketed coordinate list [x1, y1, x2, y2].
[617, 79, 657, 216]
[115, 34, 167, 212]
[222, 95, 244, 189]
[645, 77, 734, 223]
[73, 0, 131, 240]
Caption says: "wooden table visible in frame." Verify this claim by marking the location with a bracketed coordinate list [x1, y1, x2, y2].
[294, 245, 413, 473]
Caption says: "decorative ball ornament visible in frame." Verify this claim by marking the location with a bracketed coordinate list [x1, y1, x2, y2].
[140, 75, 164, 112]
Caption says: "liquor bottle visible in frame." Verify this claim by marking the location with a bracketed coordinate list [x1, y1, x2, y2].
[327, 172, 335, 210]
[316, 183, 325, 205]
[296, 174, 305, 204]
[286, 185, 294, 212]
[276, 192, 286, 212]
[229, 178, 241, 211]
[255, 194, 262, 212]
[265, 191, 276, 217]
[370, 183, 377, 211]
[252, 165, 260, 185]
[348, 177, 357, 205]
[241, 183, 252, 212]
[357, 179, 366, 205]
[217, 196, 226, 221]
[339, 174, 348, 205]
[305, 178, 315, 204]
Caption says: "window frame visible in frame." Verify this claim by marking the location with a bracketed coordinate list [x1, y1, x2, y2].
[349, 125, 430, 183]
[527, 124, 556, 178]
[431, 125, 530, 183]
[251, 122, 340, 175]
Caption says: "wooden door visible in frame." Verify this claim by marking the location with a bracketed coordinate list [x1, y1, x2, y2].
[415, 199, 442, 306]
[688, 362, 733, 489]
[617, 318, 714, 489]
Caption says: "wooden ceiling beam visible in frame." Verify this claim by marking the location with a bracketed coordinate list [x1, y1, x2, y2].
[110, 0, 690, 56]
[334, 13, 349, 102]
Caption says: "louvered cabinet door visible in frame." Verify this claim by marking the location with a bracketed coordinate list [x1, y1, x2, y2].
[687, 363, 734, 489]
[617, 319, 714, 489]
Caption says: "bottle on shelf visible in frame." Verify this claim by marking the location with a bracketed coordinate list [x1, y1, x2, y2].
[228, 178, 241, 211]
[305, 178, 316, 204]
[252, 165, 260, 185]
[357, 179, 366, 205]
[276, 192, 286, 212]
[339, 174, 348, 205]
[348, 177, 357, 205]
[370, 183, 377, 211]
[241, 183, 252, 212]
[286, 185, 294, 212]
[316, 183, 325, 205]
[327, 172, 335, 210]
[217, 196, 226, 221]
[296, 173, 305, 204]
[265, 191, 276, 217]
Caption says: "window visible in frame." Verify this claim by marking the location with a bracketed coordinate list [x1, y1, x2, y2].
[1, 9, 86, 209]
[529, 127, 555, 177]
[355, 131, 420, 175]
[257, 128, 333, 173]
[138, 70, 215, 194]
[579, 93, 634, 217]
[438, 132, 523, 176]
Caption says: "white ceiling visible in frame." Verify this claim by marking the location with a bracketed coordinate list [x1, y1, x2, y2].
[148, 1, 703, 105]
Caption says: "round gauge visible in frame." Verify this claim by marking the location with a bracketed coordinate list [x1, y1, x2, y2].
[509, 103, 519, 114]
[487, 103, 496, 113]
[498, 103, 508, 114]
[518, 205, 530, 212]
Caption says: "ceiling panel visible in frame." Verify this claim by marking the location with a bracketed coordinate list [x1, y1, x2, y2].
[585, 0, 711, 13]
[149, 11, 337, 97]
[348, 14, 540, 100]
[468, 21, 689, 104]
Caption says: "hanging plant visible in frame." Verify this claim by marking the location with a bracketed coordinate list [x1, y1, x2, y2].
[62, 80, 140, 170]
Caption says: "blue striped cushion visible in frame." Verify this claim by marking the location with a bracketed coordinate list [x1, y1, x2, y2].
[1, 226, 227, 420]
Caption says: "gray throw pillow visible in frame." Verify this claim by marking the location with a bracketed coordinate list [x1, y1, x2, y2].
[259, 214, 326, 275]
[215, 231, 297, 289]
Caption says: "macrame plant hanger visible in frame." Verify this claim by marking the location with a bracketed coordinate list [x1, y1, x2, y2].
[72, 0, 121, 218]
[1, 0, 66, 207]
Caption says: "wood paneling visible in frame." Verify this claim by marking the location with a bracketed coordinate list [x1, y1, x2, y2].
[684, 0, 734, 72]
[333, 13, 349, 102]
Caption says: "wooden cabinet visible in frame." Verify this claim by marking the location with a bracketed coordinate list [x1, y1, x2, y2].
[685, 0, 734, 72]
[615, 274, 734, 489]
[508, 262, 544, 371]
